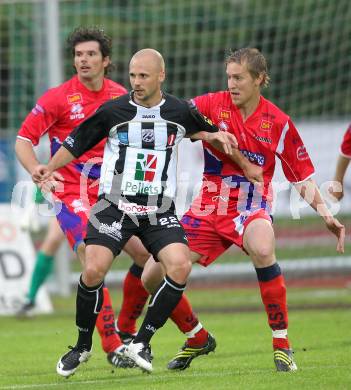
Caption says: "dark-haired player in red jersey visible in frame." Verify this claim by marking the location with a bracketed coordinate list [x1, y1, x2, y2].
[15, 26, 139, 369]
[140, 47, 345, 372]
[329, 123, 351, 201]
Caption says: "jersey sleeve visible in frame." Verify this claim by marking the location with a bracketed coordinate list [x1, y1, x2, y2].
[192, 94, 212, 118]
[62, 104, 110, 158]
[276, 119, 315, 183]
[17, 90, 59, 145]
[340, 124, 351, 158]
[182, 100, 218, 136]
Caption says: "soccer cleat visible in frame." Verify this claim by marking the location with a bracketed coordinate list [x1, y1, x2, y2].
[16, 300, 35, 318]
[106, 345, 136, 368]
[56, 345, 92, 377]
[167, 333, 217, 370]
[273, 348, 298, 372]
[124, 341, 153, 373]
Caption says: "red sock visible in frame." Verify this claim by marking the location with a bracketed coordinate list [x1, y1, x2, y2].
[117, 270, 149, 334]
[258, 274, 290, 350]
[96, 287, 122, 353]
[170, 294, 208, 347]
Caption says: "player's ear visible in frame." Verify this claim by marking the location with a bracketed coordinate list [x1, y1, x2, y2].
[159, 70, 166, 83]
[103, 56, 111, 69]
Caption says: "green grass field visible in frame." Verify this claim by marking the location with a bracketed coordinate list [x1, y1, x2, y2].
[1, 286, 351, 390]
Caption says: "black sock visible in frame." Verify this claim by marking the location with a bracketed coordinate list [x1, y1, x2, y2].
[134, 275, 185, 344]
[129, 263, 144, 278]
[76, 275, 104, 349]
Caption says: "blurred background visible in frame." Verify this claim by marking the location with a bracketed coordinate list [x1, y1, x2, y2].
[0, 0, 350, 311]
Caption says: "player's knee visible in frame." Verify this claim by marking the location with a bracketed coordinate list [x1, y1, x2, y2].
[166, 256, 192, 284]
[250, 244, 275, 266]
[83, 262, 106, 286]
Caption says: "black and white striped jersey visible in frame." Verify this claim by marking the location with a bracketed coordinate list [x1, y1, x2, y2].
[63, 92, 217, 211]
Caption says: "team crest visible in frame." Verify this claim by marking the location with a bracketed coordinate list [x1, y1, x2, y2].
[218, 120, 229, 131]
[260, 119, 273, 131]
[142, 129, 155, 143]
[219, 110, 231, 120]
[67, 93, 83, 104]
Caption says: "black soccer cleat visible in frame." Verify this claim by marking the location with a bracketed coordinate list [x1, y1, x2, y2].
[273, 348, 298, 372]
[107, 345, 136, 368]
[16, 300, 35, 318]
[124, 341, 153, 373]
[167, 333, 217, 370]
[56, 345, 92, 377]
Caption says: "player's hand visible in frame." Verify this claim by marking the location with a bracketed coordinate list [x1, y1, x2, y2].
[31, 164, 51, 183]
[38, 171, 65, 193]
[206, 132, 238, 155]
[325, 216, 345, 253]
[242, 161, 264, 184]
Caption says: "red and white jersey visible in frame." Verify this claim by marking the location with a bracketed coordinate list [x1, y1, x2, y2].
[340, 124, 351, 158]
[17, 75, 127, 200]
[192, 91, 315, 214]
[193, 91, 315, 184]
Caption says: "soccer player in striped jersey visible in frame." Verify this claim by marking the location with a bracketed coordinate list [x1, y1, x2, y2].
[35, 48, 241, 376]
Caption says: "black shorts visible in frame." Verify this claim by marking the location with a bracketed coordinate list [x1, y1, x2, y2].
[85, 197, 188, 259]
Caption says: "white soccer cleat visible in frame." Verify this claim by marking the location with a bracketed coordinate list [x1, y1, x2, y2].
[125, 341, 153, 373]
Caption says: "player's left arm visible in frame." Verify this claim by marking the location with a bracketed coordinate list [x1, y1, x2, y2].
[294, 178, 345, 253]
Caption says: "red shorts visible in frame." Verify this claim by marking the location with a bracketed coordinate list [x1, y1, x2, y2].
[181, 177, 272, 267]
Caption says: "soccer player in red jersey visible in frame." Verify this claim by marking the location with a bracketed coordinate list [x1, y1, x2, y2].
[329, 123, 351, 200]
[15, 26, 136, 369]
[139, 47, 345, 372]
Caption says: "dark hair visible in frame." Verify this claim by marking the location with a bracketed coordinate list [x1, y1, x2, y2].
[225, 48, 270, 88]
[67, 26, 113, 73]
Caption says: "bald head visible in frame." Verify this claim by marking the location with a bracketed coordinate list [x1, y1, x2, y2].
[130, 48, 165, 72]
[129, 48, 166, 107]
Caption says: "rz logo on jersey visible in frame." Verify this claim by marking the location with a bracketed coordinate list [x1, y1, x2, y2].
[135, 153, 157, 181]
[142, 129, 155, 143]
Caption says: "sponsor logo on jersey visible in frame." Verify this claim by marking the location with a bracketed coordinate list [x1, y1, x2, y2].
[240, 149, 265, 166]
[135, 153, 157, 181]
[254, 134, 272, 144]
[118, 200, 158, 215]
[118, 132, 129, 144]
[218, 120, 229, 131]
[167, 134, 176, 146]
[98, 221, 122, 241]
[260, 119, 273, 131]
[70, 103, 85, 120]
[219, 110, 231, 120]
[65, 136, 74, 147]
[142, 129, 155, 143]
[70, 199, 88, 213]
[31, 104, 45, 115]
[296, 145, 309, 161]
[142, 114, 156, 119]
[67, 93, 83, 104]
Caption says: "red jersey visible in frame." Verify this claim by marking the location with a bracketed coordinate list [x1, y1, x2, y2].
[17, 75, 127, 200]
[340, 124, 351, 157]
[193, 92, 315, 184]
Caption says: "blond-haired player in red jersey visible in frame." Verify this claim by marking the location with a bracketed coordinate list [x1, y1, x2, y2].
[15, 26, 138, 369]
[140, 48, 345, 372]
